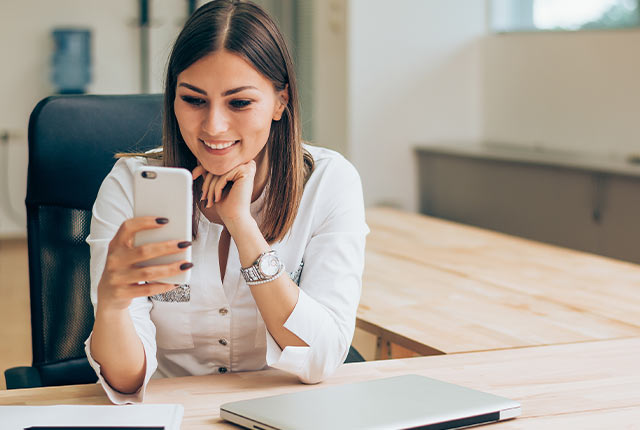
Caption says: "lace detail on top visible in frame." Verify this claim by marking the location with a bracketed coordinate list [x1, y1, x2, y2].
[150, 284, 190, 302]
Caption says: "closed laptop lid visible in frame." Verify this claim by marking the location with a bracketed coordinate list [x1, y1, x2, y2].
[220, 374, 521, 430]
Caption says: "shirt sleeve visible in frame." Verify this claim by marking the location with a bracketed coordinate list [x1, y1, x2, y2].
[83, 158, 158, 404]
[265, 156, 369, 384]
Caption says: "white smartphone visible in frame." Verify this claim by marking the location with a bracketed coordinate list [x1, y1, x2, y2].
[133, 165, 193, 285]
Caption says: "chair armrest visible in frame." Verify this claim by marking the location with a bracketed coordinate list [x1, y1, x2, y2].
[39, 358, 98, 387]
[5, 366, 43, 389]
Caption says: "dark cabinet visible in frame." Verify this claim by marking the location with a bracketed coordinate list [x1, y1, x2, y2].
[417, 144, 640, 264]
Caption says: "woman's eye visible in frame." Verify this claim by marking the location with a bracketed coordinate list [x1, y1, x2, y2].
[181, 96, 206, 106]
[230, 99, 251, 109]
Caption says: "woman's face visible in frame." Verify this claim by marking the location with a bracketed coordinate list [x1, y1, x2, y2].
[174, 49, 288, 175]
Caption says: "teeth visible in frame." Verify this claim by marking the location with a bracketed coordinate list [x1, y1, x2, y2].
[202, 140, 237, 150]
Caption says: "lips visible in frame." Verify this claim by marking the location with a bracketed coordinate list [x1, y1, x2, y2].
[200, 139, 239, 150]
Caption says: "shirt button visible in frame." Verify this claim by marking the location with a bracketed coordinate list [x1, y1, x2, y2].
[219, 338, 228, 346]
[218, 367, 228, 374]
[219, 308, 228, 316]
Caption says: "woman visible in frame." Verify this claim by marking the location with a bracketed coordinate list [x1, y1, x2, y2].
[85, 0, 368, 404]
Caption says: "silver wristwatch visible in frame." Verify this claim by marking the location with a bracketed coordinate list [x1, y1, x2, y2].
[240, 250, 285, 285]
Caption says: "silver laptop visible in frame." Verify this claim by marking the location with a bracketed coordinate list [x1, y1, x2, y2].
[220, 374, 521, 430]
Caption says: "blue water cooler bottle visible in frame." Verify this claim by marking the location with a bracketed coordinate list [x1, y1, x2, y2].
[51, 29, 91, 94]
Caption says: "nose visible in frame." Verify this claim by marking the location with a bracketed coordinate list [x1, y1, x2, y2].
[201, 103, 229, 135]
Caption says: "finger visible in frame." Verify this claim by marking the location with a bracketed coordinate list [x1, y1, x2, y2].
[192, 165, 205, 180]
[132, 282, 182, 298]
[202, 172, 215, 202]
[215, 167, 247, 203]
[207, 175, 220, 208]
[112, 217, 169, 249]
[112, 260, 193, 285]
[214, 175, 229, 204]
[124, 239, 192, 265]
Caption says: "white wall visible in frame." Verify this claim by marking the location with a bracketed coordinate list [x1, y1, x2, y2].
[0, 0, 183, 237]
[347, 0, 487, 210]
[9, 1, 634, 233]
[483, 30, 640, 156]
[313, 0, 348, 156]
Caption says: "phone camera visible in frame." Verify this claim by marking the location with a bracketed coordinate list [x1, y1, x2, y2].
[141, 171, 157, 179]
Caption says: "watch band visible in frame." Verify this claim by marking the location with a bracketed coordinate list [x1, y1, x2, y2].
[240, 250, 285, 285]
[245, 266, 285, 286]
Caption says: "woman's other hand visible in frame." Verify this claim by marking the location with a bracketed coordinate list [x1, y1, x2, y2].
[96, 216, 193, 312]
[192, 160, 256, 227]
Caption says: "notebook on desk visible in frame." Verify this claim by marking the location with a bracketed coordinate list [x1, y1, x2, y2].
[220, 374, 520, 430]
[1, 404, 184, 430]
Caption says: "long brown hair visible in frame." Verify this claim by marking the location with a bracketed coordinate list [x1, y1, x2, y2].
[160, 0, 312, 242]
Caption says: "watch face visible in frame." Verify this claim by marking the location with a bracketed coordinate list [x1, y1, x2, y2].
[259, 254, 280, 277]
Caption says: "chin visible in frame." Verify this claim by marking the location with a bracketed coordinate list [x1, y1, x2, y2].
[199, 158, 237, 176]
[200, 164, 228, 176]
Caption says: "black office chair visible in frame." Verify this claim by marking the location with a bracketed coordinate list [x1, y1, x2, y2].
[5, 94, 163, 389]
[5, 94, 363, 390]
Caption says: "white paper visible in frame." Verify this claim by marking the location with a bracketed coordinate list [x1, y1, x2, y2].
[0, 404, 184, 429]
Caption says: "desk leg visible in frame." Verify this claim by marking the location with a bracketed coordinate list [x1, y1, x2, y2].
[376, 337, 392, 360]
[375, 335, 424, 360]
[356, 319, 445, 359]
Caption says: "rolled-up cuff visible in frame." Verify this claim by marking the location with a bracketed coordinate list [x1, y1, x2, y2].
[265, 332, 311, 375]
[84, 332, 156, 405]
[284, 288, 329, 345]
[265, 289, 341, 383]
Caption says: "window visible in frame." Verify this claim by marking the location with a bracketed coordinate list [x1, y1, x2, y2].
[491, 0, 640, 32]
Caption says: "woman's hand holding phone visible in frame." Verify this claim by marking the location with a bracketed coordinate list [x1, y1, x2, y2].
[96, 217, 193, 312]
[192, 160, 257, 228]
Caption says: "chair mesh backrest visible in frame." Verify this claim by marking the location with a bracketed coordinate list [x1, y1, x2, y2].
[35, 206, 93, 362]
[27, 95, 163, 369]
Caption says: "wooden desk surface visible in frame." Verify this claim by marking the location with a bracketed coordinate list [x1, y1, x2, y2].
[358, 207, 640, 354]
[2, 337, 639, 429]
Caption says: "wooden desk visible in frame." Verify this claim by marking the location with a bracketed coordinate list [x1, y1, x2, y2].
[359, 208, 640, 357]
[2, 338, 638, 429]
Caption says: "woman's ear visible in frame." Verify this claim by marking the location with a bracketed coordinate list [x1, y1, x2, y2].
[272, 84, 289, 121]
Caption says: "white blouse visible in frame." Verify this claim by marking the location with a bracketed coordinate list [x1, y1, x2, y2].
[84, 144, 369, 404]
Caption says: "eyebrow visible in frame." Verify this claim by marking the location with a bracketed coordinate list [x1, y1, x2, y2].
[178, 82, 257, 96]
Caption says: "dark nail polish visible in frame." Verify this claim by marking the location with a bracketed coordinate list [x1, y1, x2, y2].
[178, 241, 192, 249]
[180, 262, 194, 271]
[156, 217, 169, 224]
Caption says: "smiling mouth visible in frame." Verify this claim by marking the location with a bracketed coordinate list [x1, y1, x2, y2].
[200, 139, 239, 150]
